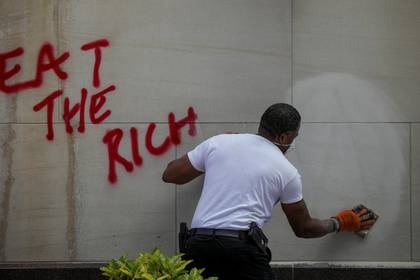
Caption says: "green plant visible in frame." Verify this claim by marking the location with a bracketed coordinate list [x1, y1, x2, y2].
[100, 249, 218, 280]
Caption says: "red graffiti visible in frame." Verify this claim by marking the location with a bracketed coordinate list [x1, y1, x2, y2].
[63, 89, 88, 134]
[2, 39, 198, 185]
[33, 85, 116, 141]
[33, 90, 63, 140]
[130, 127, 143, 167]
[0, 43, 69, 94]
[81, 39, 109, 88]
[145, 106, 197, 155]
[89, 85, 115, 124]
[103, 106, 198, 184]
[145, 123, 172, 156]
[168, 106, 197, 144]
[103, 128, 135, 184]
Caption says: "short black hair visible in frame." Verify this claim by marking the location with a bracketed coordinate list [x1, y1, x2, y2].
[258, 103, 301, 137]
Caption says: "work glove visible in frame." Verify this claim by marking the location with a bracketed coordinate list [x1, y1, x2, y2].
[333, 204, 378, 232]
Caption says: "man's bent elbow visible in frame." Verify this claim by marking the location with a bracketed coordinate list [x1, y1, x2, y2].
[294, 230, 312, 239]
[162, 173, 185, 184]
[161, 156, 202, 184]
[292, 226, 308, 238]
[162, 172, 171, 183]
[162, 163, 184, 184]
[162, 163, 174, 183]
[162, 172, 177, 184]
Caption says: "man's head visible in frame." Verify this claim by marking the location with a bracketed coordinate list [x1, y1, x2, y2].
[258, 103, 301, 153]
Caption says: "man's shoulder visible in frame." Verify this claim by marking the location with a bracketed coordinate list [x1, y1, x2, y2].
[198, 134, 257, 153]
[211, 133, 255, 141]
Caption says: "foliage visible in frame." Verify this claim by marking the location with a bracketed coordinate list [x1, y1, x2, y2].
[100, 249, 218, 280]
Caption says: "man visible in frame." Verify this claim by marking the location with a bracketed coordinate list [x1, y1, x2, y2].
[162, 103, 376, 280]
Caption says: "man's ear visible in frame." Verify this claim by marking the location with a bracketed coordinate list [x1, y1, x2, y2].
[276, 133, 287, 144]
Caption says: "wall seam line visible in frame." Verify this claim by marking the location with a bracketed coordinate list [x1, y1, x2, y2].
[409, 122, 413, 261]
[55, 0, 63, 121]
[290, 0, 294, 105]
[174, 146, 178, 255]
[2, 122, 420, 125]
[302, 121, 413, 124]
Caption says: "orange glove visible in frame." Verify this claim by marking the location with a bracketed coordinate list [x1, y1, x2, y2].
[334, 205, 377, 232]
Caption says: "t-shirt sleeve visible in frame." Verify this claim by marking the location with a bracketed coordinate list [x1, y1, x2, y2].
[280, 173, 303, 204]
[187, 138, 212, 172]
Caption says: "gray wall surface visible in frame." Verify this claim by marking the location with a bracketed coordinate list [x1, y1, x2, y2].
[0, 0, 419, 262]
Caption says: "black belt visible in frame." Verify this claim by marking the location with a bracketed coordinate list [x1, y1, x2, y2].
[191, 228, 249, 240]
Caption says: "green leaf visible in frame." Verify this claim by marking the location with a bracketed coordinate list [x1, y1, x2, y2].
[175, 260, 193, 273]
[140, 272, 155, 280]
[101, 249, 218, 280]
[157, 274, 171, 280]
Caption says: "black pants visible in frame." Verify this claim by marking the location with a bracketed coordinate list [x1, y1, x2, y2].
[184, 234, 274, 280]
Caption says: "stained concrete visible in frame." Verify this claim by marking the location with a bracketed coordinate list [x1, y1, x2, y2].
[2, 125, 69, 261]
[0, 0, 419, 265]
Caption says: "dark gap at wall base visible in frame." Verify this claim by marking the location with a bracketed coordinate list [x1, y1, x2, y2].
[1, 267, 420, 280]
[0, 268, 106, 280]
[273, 267, 420, 280]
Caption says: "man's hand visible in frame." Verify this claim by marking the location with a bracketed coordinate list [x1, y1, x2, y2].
[334, 205, 378, 232]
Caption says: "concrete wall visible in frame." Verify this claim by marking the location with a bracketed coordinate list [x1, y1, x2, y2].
[0, 0, 419, 263]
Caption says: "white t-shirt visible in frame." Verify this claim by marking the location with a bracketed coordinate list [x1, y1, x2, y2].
[187, 133, 303, 230]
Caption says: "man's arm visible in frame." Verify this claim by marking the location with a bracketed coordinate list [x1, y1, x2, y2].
[281, 199, 336, 238]
[162, 154, 203, 184]
[282, 200, 377, 238]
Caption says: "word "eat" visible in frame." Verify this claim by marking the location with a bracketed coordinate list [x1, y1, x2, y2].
[0, 39, 109, 94]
